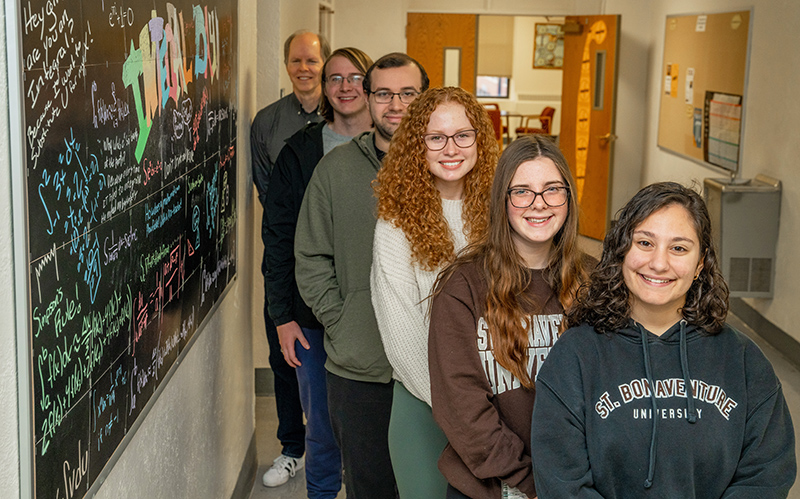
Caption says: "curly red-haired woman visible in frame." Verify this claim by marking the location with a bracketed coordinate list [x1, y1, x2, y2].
[371, 86, 499, 498]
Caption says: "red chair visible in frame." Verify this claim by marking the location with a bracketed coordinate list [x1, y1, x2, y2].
[482, 103, 505, 150]
[515, 107, 555, 136]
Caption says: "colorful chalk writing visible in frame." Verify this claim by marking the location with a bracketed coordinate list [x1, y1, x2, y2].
[20, 0, 238, 497]
[123, 4, 220, 162]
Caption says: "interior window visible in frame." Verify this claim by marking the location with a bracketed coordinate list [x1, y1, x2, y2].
[476, 76, 509, 98]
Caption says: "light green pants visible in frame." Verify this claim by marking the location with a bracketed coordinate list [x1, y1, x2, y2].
[389, 381, 450, 499]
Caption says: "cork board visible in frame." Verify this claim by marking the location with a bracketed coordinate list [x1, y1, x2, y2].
[657, 11, 751, 172]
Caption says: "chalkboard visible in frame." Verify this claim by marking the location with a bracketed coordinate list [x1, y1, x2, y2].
[17, 0, 238, 497]
[656, 10, 751, 172]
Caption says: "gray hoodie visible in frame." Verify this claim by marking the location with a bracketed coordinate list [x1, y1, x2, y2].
[294, 131, 392, 383]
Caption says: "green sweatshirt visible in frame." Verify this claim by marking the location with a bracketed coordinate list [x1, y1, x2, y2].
[294, 131, 392, 383]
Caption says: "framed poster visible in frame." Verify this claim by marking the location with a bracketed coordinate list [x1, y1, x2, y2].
[534, 23, 565, 69]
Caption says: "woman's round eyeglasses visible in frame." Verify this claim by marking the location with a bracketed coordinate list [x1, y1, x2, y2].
[507, 186, 569, 208]
[423, 130, 478, 151]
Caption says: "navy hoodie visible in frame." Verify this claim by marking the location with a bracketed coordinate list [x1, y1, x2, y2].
[531, 320, 796, 498]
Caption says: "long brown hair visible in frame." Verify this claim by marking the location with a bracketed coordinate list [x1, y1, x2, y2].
[374, 87, 499, 270]
[434, 135, 590, 388]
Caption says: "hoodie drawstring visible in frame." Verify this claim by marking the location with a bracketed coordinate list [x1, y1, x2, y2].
[679, 320, 698, 423]
[639, 325, 658, 489]
[639, 321, 698, 489]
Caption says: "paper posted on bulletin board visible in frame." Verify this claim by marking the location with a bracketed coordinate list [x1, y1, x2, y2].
[703, 91, 742, 170]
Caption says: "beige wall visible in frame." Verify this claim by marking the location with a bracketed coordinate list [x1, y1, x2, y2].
[1, 0, 22, 494]
[405, 0, 603, 15]
[252, 0, 323, 369]
[626, 0, 800, 340]
[334, 0, 407, 60]
[506, 15, 564, 135]
[593, 0, 651, 219]
[278, 0, 329, 95]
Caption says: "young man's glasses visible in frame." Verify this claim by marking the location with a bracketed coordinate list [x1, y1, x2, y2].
[423, 130, 478, 151]
[507, 186, 569, 208]
[370, 90, 420, 104]
[326, 74, 364, 86]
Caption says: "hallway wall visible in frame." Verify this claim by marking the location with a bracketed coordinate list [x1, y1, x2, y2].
[0, 2, 22, 495]
[629, 0, 800, 343]
[1, 0, 276, 496]
[252, 0, 323, 370]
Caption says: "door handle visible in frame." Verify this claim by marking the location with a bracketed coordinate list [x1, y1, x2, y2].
[598, 133, 618, 145]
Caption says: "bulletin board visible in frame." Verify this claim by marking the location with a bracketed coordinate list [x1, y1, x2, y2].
[656, 10, 751, 172]
[9, 0, 238, 497]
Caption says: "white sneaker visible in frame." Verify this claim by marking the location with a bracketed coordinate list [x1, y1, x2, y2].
[262, 454, 304, 487]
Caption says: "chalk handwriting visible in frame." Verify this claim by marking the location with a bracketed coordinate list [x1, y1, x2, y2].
[103, 226, 137, 265]
[57, 439, 88, 499]
[205, 167, 218, 237]
[91, 81, 130, 128]
[107, 3, 134, 27]
[37, 129, 106, 247]
[144, 184, 183, 235]
[33, 243, 60, 303]
[25, 2, 239, 497]
[173, 97, 192, 140]
[24, 0, 92, 168]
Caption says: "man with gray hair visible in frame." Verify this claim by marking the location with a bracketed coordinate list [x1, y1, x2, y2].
[250, 29, 330, 488]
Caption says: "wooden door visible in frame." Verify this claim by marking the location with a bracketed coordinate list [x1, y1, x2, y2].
[406, 13, 476, 93]
[560, 15, 620, 240]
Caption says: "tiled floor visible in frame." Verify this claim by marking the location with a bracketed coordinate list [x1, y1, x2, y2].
[249, 313, 800, 498]
[249, 396, 346, 499]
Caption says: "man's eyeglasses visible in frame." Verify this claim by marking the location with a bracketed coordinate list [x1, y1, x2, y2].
[423, 130, 478, 151]
[370, 90, 420, 104]
[507, 186, 569, 208]
[326, 74, 364, 86]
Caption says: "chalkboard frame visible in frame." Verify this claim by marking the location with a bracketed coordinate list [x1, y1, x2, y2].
[7, 0, 36, 494]
[6, 0, 240, 496]
[655, 8, 754, 177]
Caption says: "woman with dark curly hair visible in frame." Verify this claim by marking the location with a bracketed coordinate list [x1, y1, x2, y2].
[371, 86, 499, 498]
[531, 182, 796, 497]
[427, 135, 593, 499]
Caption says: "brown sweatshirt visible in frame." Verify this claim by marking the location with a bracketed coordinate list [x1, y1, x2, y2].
[429, 261, 563, 499]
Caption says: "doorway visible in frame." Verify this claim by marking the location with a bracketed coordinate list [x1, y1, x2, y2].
[406, 13, 620, 240]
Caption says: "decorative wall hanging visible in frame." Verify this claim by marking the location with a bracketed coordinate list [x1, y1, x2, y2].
[534, 23, 565, 69]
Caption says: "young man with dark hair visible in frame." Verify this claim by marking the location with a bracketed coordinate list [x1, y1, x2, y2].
[294, 53, 429, 499]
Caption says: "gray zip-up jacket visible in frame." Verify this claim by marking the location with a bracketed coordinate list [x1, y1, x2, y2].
[294, 131, 393, 383]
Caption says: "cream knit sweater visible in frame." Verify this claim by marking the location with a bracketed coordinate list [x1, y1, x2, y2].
[370, 198, 467, 405]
